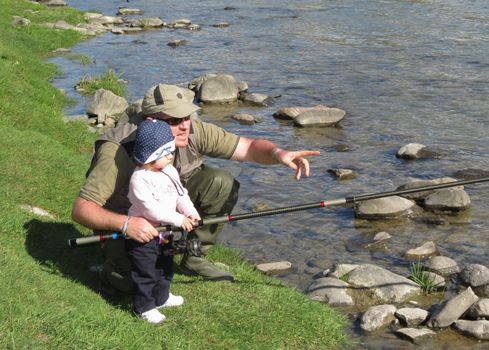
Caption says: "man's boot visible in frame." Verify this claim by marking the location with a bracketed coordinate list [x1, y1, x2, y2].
[180, 244, 234, 282]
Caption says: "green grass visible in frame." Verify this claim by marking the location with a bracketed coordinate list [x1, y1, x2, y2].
[64, 53, 91, 65]
[409, 260, 438, 294]
[76, 69, 126, 96]
[0, 0, 93, 151]
[0, 1, 349, 349]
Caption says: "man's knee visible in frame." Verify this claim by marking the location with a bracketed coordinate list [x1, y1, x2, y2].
[207, 169, 239, 214]
[187, 166, 240, 215]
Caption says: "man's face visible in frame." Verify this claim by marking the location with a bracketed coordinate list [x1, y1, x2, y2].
[151, 113, 192, 147]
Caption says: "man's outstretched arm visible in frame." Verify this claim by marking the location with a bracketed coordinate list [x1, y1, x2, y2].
[231, 137, 320, 180]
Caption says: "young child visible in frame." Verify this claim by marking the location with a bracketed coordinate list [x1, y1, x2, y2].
[127, 119, 201, 324]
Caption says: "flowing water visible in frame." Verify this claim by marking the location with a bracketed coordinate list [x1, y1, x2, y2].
[54, 1, 489, 348]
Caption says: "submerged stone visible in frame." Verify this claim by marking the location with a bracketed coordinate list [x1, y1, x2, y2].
[395, 328, 436, 344]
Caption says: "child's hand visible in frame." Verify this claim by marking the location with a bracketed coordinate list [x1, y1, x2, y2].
[180, 217, 195, 232]
[188, 214, 201, 224]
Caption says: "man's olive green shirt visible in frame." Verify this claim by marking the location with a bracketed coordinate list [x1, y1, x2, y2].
[79, 115, 240, 214]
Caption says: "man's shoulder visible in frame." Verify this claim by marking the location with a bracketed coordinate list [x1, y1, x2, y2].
[93, 138, 133, 172]
[189, 115, 239, 158]
[97, 114, 141, 145]
[191, 116, 235, 140]
[95, 140, 124, 159]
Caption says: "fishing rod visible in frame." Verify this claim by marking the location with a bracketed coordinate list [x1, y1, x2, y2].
[68, 176, 489, 248]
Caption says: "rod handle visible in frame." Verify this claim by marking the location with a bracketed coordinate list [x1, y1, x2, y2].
[68, 233, 122, 248]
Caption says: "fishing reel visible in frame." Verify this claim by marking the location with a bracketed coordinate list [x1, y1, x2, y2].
[162, 230, 203, 257]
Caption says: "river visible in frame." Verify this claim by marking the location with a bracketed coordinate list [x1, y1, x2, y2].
[53, 1, 489, 348]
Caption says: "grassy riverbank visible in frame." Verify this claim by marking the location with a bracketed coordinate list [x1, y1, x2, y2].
[0, 1, 349, 348]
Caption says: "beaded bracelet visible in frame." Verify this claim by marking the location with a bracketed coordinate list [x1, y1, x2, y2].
[121, 216, 131, 237]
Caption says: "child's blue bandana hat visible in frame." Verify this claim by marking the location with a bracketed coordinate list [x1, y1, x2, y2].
[134, 119, 176, 164]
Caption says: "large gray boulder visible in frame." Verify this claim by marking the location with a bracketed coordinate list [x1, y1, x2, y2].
[51, 20, 74, 30]
[424, 256, 460, 277]
[355, 196, 415, 220]
[347, 264, 420, 303]
[468, 298, 489, 318]
[86, 89, 129, 124]
[116, 8, 144, 15]
[396, 143, 441, 160]
[293, 108, 345, 127]
[87, 15, 124, 25]
[241, 93, 274, 106]
[453, 320, 489, 340]
[360, 304, 397, 332]
[327, 264, 359, 279]
[306, 277, 354, 306]
[427, 287, 479, 328]
[273, 105, 330, 120]
[196, 74, 240, 103]
[167, 18, 193, 29]
[231, 113, 263, 125]
[255, 261, 292, 274]
[396, 143, 426, 159]
[273, 105, 345, 127]
[327, 168, 357, 181]
[460, 264, 489, 288]
[128, 17, 165, 28]
[395, 307, 429, 327]
[75, 23, 110, 35]
[460, 264, 489, 298]
[396, 177, 460, 202]
[423, 188, 471, 213]
[405, 241, 437, 258]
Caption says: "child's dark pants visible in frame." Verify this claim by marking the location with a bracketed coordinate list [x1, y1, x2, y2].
[127, 238, 174, 314]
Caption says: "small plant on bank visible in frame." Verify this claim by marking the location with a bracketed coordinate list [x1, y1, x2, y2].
[75, 69, 126, 96]
[409, 260, 438, 294]
[66, 53, 91, 65]
[339, 274, 349, 282]
[80, 54, 90, 65]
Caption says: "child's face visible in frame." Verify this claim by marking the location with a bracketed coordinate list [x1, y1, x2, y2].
[145, 152, 174, 171]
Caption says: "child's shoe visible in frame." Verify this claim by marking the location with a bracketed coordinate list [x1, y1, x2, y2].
[140, 308, 166, 324]
[157, 293, 184, 308]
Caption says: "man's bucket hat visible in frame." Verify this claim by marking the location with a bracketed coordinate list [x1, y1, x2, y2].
[141, 84, 201, 118]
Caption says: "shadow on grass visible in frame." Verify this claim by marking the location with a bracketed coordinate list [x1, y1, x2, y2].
[24, 219, 133, 310]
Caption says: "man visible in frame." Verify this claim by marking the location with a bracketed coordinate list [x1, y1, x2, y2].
[72, 83, 320, 292]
